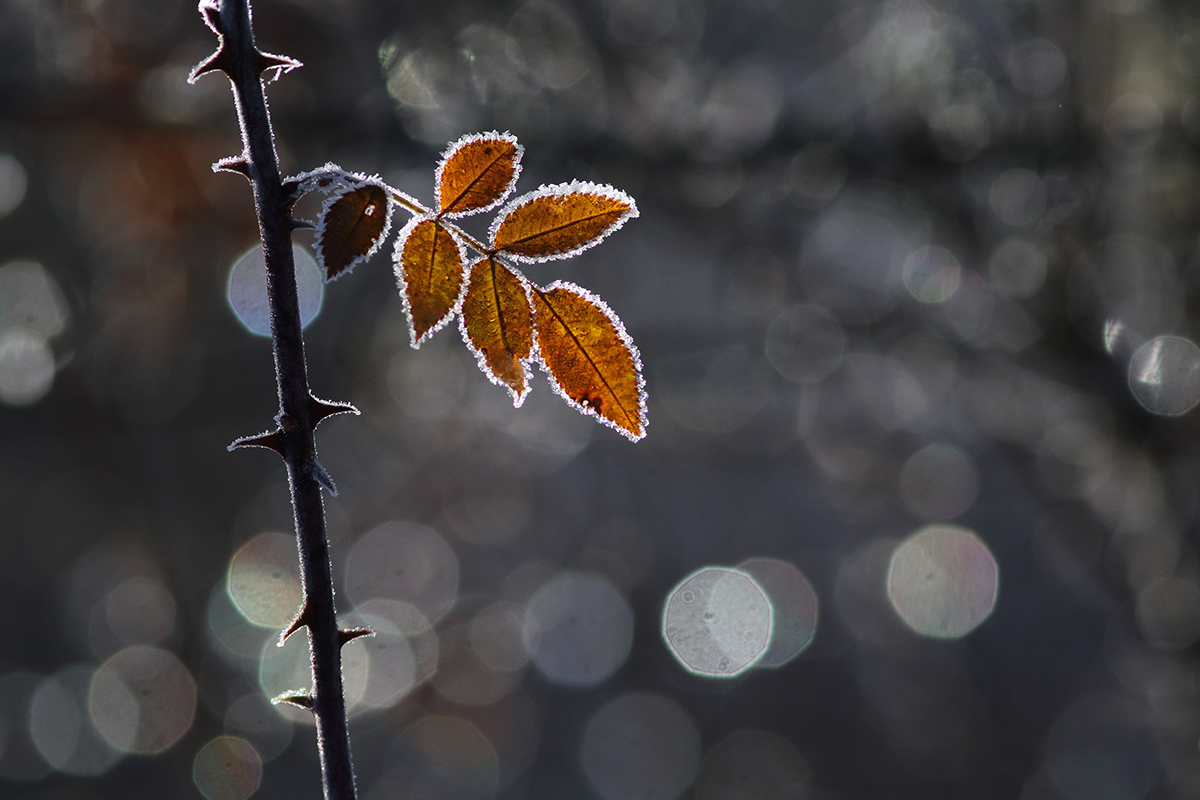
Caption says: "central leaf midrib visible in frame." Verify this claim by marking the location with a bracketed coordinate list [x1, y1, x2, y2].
[536, 289, 635, 429]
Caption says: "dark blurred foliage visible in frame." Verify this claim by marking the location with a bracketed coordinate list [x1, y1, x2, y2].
[4, 0, 1200, 798]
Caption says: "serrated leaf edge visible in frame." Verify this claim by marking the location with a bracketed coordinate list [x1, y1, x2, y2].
[314, 175, 396, 283]
[435, 130, 524, 219]
[459, 258, 538, 408]
[488, 179, 639, 264]
[534, 279, 647, 441]
[393, 216, 469, 349]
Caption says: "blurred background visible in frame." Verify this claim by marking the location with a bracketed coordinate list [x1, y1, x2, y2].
[2, 0, 1200, 798]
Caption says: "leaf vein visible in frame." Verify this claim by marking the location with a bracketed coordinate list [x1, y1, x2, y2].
[536, 288, 636, 429]
[499, 209, 623, 249]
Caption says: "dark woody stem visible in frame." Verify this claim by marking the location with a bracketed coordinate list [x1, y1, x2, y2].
[194, 1, 358, 798]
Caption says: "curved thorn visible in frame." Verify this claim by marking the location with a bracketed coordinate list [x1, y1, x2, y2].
[257, 50, 302, 83]
[228, 428, 286, 457]
[188, 45, 232, 83]
[279, 604, 313, 646]
[213, 155, 251, 179]
[271, 690, 315, 711]
[310, 396, 360, 427]
[287, 216, 317, 231]
[339, 627, 375, 646]
[312, 459, 338, 497]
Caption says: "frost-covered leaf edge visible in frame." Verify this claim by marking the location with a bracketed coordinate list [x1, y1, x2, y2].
[435, 131, 524, 219]
[534, 280, 647, 441]
[458, 257, 538, 408]
[313, 173, 396, 283]
[488, 179, 639, 264]
[392, 215, 469, 350]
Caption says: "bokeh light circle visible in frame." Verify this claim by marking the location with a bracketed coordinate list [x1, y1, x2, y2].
[228, 532, 303, 628]
[88, 646, 196, 754]
[523, 571, 633, 686]
[662, 567, 772, 677]
[0, 328, 54, 405]
[30, 666, 121, 776]
[581, 692, 701, 800]
[764, 303, 845, 384]
[398, 716, 500, 797]
[193, 736, 262, 800]
[899, 443, 979, 520]
[1134, 576, 1200, 651]
[345, 521, 460, 625]
[1127, 335, 1200, 416]
[227, 243, 323, 336]
[736, 558, 818, 668]
[887, 525, 998, 638]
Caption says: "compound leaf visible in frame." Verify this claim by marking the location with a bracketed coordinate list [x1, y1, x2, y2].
[460, 257, 535, 405]
[533, 281, 646, 440]
[490, 181, 637, 262]
[436, 132, 523, 217]
[315, 180, 393, 281]
[394, 217, 466, 346]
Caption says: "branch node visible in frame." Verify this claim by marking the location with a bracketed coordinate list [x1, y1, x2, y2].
[310, 395, 360, 428]
[228, 427, 286, 458]
[339, 627, 375, 646]
[279, 603, 313, 646]
[271, 690, 315, 711]
[312, 459, 339, 497]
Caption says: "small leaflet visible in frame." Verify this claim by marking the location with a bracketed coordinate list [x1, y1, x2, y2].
[394, 217, 466, 347]
[533, 281, 646, 441]
[490, 180, 638, 263]
[436, 132, 523, 218]
[460, 257, 535, 405]
[315, 179, 394, 281]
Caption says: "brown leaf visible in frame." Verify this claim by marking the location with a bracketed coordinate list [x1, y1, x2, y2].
[460, 257, 535, 404]
[490, 181, 637, 262]
[394, 218, 466, 346]
[316, 180, 393, 281]
[533, 281, 646, 440]
[436, 132, 523, 217]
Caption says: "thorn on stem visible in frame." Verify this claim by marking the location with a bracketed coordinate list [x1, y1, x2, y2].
[256, 51, 302, 82]
[310, 395, 360, 427]
[339, 627, 375, 646]
[279, 604, 313, 646]
[213, 154, 252, 179]
[287, 217, 316, 231]
[271, 690, 315, 711]
[228, 428, 286, 458]
[188, 44, 233, 83]
[312, 459, 338, 497]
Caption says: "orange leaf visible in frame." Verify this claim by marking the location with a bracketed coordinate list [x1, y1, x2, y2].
[490, 181, 638, 262]
[436, 132, 523, 217]
[315, 180, 393, 281]
[533, 281, 646, 440]
[394, 218, 466, 346]
[460, 257, 535, 404]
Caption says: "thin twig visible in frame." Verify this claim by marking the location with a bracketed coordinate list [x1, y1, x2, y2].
[193, 1, 358, 798]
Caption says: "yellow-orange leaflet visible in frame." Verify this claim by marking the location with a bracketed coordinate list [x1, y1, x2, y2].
[533, 282, 646, 440]
[460, 257, 535, 403]
[436, 132, 522, 217]
[317, 182, 392, 281]
[395, 219, 465, 346]
[490, 181, 637, 262]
